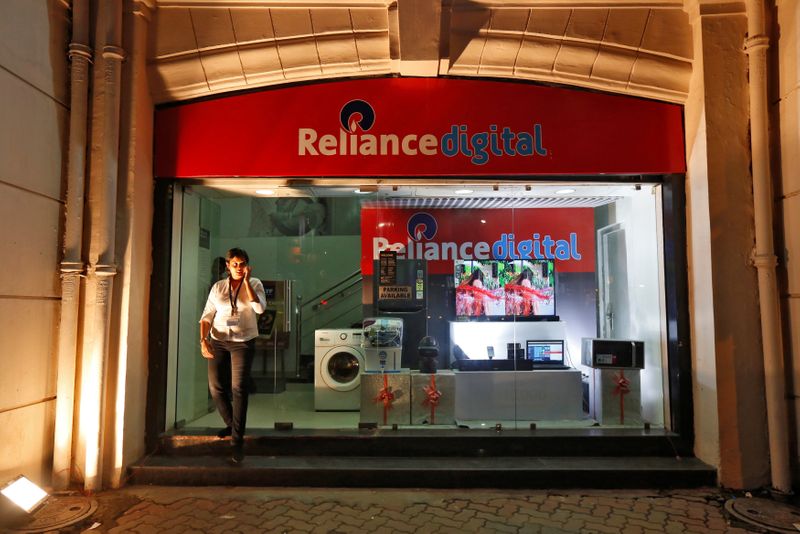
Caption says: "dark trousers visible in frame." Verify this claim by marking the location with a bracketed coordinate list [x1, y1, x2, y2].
[207, 338, 255, 447]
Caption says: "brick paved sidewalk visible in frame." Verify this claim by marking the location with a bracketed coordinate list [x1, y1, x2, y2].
[63, 486, 762, 534]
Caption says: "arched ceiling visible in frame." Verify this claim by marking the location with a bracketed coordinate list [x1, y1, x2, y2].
[149, 0, 693, 104]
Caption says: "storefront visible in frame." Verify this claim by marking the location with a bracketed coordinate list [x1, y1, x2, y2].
[149, 77, 690, 449]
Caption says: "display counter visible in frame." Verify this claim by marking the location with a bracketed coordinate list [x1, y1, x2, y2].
[454, 369, 583, 422]
[359, 368, 583, 425]
[448, 319, 583, 422]
[450, 320, 568, 361]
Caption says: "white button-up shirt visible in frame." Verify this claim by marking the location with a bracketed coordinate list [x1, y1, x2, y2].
[200, 277, 267, 342]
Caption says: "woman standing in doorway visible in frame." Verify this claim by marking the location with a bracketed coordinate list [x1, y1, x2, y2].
[199, 248, 267, 463]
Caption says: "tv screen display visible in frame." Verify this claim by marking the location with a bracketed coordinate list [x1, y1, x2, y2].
[454, 259, 555, 320]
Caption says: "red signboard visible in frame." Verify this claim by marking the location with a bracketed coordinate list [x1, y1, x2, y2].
[155, 78, 685, 178]
[360, 207, 595, 275]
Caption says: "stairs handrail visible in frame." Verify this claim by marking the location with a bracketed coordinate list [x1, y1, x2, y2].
[295, 269, 363, 377]
[299, 269, 362, 310]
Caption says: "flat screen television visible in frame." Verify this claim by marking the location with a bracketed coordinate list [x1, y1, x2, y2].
[454, 259, 556, 320]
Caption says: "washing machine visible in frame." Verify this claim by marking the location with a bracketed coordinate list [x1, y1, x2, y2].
[314, 329, 365, 411]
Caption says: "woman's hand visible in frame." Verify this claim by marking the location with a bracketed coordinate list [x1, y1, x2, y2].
[200, 338, 214, 359]
[243, 265, 252, 281]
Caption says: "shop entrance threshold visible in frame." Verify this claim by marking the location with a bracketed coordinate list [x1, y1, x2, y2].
[129, 428, 715, 489]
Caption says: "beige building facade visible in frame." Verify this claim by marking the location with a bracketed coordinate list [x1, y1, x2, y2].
[0, 0, 798, 492]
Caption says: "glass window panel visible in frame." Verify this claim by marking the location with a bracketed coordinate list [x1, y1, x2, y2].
[170, 181, 668, 433]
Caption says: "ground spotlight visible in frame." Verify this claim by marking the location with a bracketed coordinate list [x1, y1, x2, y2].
[0, 475, 97, 532]
[1, 476, 48, 514]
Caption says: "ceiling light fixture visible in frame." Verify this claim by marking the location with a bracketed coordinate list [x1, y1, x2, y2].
[355, 184, 378, 194]
[555, 188, 576, 195]
[255, 189, 275, 196]
[455, 189, 473, 195]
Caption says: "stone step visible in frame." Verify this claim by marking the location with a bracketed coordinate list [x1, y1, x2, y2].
[159, 427, 692, 458]
[128, 455, 716, 489]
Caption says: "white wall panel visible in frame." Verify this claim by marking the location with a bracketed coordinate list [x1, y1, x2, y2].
[0, 299, 59, 409]
[0, 401, 55, 488]
[0, 183, 61, 298]
[0, 67, 68, 199]
[0, 0, 69, 104]
[0, 0, 67, 491]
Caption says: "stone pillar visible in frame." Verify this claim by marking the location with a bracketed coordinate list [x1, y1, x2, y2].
[773, 0, 800, 485]
[105, 0, 155, 489]
[52, 0, 91, 489]
[684, 0, 770, 488]
[79, 0, 124, 492]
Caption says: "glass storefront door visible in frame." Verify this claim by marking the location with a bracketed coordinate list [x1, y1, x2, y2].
[167, 180, 669, 433]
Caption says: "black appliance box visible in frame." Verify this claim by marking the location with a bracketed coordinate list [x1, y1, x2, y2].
[581, 338, 645, 369]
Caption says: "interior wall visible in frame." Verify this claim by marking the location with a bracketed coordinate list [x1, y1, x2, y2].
[175, 190, 210, 425]
[169, 190, 365, 427]
[593, 193, 666, 426]
[0, 0, 68, 487]
[616, 194, 666, 426]
[215, 196, 363, 362]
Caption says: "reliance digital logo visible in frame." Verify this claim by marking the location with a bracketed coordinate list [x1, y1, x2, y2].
[298, 99, 547, 165]
[407, 212, 437, 241]
[373, 212, 582, 261]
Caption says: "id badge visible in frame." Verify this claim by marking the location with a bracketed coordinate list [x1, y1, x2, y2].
[225, 315, 240, 327]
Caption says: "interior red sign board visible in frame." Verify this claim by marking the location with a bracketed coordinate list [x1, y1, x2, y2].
[360, 207, 595, 275]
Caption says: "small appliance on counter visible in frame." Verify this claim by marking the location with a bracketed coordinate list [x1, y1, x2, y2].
[362, 317, 404, 372]
[581, 338, 645, 369]
[506, 342, 525, 360]
[417, 336, 439, 374]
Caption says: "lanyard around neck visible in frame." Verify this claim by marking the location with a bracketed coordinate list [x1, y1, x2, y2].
[228, 278, 244, 314]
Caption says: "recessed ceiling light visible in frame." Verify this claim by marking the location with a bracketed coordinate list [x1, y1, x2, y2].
[354, 189, 372, 194]
[480, 219, 486, 224]
[555, 188, 576, 195]
[455, 189, 473, 195]
[255, 189, 275, 196]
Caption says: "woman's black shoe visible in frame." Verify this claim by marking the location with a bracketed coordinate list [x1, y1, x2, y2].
[216, 426, 232, 438]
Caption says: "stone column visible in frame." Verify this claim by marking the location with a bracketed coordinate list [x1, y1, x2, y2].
[79, 0, 124, 492]
[52, 0, 91, 490]
[684, 0, 770, 488]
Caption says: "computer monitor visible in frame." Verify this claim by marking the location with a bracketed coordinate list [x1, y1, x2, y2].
[526, 340, 565, 366]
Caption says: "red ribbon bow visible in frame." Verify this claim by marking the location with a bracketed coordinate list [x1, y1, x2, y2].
[422, 375, 442, 424]
[374, 374, 395, 425]
[612, 370, 631, 424]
